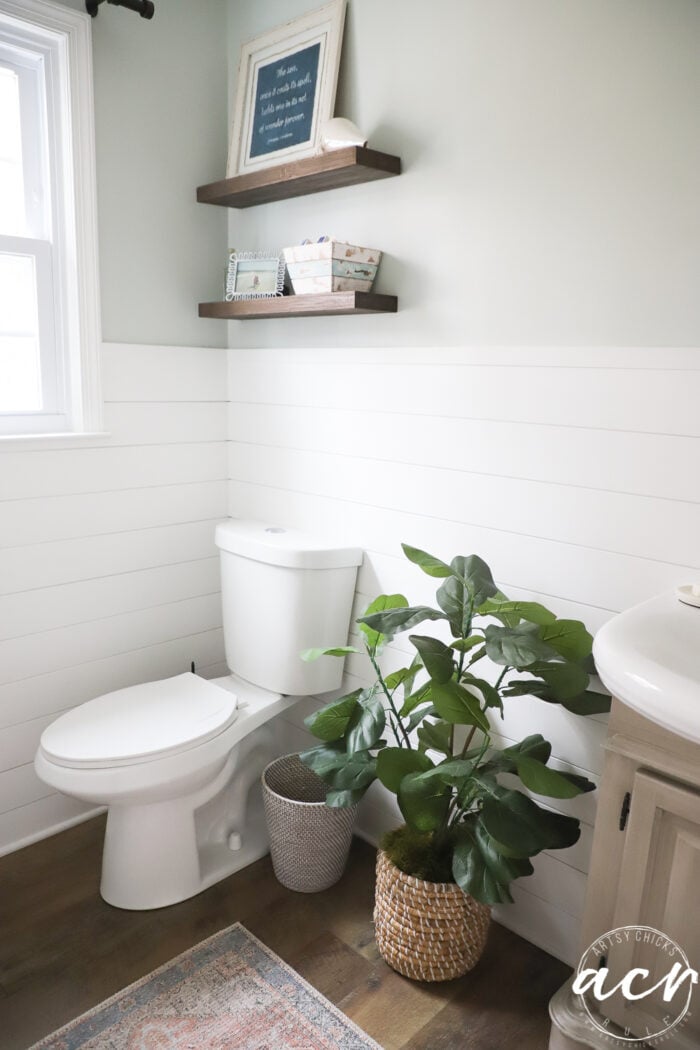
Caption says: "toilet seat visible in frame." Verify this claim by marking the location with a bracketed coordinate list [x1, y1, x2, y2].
[39, 673, 238, 770]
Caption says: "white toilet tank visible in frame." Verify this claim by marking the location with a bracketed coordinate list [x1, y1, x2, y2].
[215, 520, 363, 696]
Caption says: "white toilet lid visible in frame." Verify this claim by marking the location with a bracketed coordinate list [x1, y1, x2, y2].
[40, 673, 239, 769]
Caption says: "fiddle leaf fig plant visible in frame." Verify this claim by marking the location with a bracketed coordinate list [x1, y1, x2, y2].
[300, 544, 610, 905]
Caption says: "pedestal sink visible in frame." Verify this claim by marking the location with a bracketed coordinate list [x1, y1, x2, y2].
[549, 588, 700, 1050]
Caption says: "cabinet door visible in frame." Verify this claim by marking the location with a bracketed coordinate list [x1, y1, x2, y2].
[601, 769, 700, 1042]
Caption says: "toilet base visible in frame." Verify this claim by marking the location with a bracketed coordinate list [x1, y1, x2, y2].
[99, 717, 282, 910]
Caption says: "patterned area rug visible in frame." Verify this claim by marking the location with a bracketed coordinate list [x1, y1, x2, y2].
[29, 923, 381, 1049]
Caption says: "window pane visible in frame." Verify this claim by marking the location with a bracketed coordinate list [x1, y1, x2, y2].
[0, 252, 39, 334]
[0, 64, 24, 236]
[0, 253, 41, 411]
[0, 335, 41, 410]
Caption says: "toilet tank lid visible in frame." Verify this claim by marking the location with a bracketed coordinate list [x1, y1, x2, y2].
[215, 519, 363, 570]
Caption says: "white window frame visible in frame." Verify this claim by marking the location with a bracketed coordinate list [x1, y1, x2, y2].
[0, 0, 102, 445]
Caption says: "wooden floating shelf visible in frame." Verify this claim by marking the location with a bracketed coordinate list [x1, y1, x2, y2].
[198, 291, 398, 320]
[196, 146, 401, 209]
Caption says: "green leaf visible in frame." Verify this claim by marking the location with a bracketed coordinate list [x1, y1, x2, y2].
[450, 554, 499, 607]
[414, 758, 475, 786]
[516, 756, 595, 798]
[397, 771, 451, 832]
[484, 623, 559, 669]
[346, 689, 386, 753]
[401, 543, 452, 578]
[478, 597, 556, 627]
[358, 604, 446, 643]
[417, 718, 452, 756]
[357, 594, 408, 650]
[409, 635, 455, 684]
[481, 788, 581, 858]
[304, 691, 362, 742]
[502, 733, 552, 765]
[560, 690, 612, 716]
[436, 574, 472, 636]
[325, 788, 364, 807]
[452, 820, 534, 904]
[430, 680, 490, 731]
[385, 665, 422, 692]
[376, 747, 434, 792]
[330, 754, 378, 791]
[405, 703, 437, 733]
[460, 672, 503, 711]
[528, 660, 591, 701]
[301, 646, 360, 662]
[299, 745, 376, 792]
[484, 734, 552, 776]
[540, 620, 593, 662]
[299, 743, 347, 779]
[451, 636, 484, 654]
[399, 682, 431, 717]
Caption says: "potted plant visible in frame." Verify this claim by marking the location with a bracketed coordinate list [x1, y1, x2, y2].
[300, 544, 610, 981]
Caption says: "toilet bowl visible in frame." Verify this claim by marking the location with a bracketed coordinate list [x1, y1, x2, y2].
[34, 519, 362, 910]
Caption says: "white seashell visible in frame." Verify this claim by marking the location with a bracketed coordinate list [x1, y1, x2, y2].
[320, 117, 367, 151]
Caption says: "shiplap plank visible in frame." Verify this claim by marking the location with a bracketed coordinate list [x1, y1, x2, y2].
[0, 521, 220, 596]
[0, 481, 227, 547]
[0, 559, 220, 640]
[104, 402, 228, 446]
[0, 763, 53, 811]
[0, 443, 227, 501]
[102, 344, 226, 402]
[0, 629, 224, 729]
[229, 444, 700, 568]
[228, 481, 692, 611]
[228, 403, 700, 504]
[495, 884, 582, 966]
[0, 794, 96, 857]
[228, 345, 700, 372]
[0, 594, 222, 686]
[227, 357, 700, 437]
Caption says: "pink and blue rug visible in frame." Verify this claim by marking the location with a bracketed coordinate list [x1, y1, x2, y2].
[29, 923, 380, 1049]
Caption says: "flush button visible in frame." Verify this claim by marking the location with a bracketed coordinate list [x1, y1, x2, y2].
[265, 527, 286, 534]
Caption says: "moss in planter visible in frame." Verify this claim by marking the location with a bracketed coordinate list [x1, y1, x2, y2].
[380, 825, 454, 884]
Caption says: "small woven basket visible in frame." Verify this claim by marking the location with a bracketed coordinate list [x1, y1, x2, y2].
[374, 850, 491, 981]
[262, 754, 357, 893]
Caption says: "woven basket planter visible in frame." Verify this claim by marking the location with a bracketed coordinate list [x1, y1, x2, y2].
[262, 754, 357, 893]
[373, 850, 491, 981]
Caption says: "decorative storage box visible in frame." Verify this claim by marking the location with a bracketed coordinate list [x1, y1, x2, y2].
[283, 240, 381, 295]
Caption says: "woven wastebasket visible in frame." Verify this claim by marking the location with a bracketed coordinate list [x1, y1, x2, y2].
[374, 850, 491, 981]
[262, 754, 357, 893]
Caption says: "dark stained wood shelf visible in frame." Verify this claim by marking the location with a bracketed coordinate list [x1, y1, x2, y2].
[199, 291, 398, 320]
[196, 146, 401, 209]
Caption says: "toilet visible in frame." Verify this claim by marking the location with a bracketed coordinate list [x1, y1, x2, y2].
[34, 520, 362, 911]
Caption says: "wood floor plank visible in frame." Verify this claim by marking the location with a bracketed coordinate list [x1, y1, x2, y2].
[0, 814, 571, 1050]
[287, 931, 375, 1006]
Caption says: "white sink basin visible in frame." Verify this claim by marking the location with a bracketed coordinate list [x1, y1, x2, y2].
[593, 590, 700, 743]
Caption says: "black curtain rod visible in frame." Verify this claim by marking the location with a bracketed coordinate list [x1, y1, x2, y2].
[86, 0, 155, 19]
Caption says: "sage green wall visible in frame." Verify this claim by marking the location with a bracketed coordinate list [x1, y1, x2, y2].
[58, 0, 228, 347]
[226, 0, 700, 348]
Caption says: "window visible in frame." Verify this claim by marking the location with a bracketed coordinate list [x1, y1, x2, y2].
[0, 0, 101, 440]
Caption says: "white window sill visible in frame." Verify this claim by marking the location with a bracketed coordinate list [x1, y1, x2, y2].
[0, 431, 111, 452]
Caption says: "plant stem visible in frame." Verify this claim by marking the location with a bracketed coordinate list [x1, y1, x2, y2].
[369, 648, 412, 749]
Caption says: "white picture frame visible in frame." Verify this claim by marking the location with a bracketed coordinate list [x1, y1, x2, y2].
[227, 0, 346, 178]
[225, 251, 286, 301]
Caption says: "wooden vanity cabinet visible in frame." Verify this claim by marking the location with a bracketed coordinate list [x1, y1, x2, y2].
[549, 698, 700, 1049]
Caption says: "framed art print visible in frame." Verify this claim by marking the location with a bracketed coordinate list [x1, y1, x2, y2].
[227, 0, 346, 177]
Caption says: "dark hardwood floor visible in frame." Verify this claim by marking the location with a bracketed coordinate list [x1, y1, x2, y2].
[0, 816, 569, 1049]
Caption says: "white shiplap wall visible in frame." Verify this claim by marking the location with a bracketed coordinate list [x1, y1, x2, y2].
[227, 342, 700, 964]
[0, 343, 228, 856]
